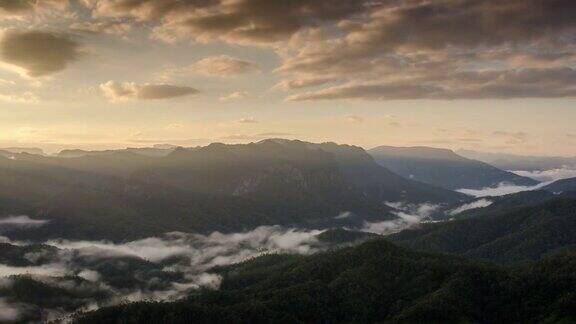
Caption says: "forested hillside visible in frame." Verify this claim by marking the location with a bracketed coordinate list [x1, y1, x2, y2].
[74, 239, 576, 324]
[391, 195, 576, 264]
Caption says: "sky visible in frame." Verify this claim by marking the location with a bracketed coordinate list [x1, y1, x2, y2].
[0, 0, 575, 155]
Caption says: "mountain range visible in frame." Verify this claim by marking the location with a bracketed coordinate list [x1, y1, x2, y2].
[369, 146, 538, 190]
[0, 140, 466, 241]
[2, 140, 576, 323]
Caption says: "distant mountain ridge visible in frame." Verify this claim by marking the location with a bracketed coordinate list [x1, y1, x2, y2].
[369, 145, 538, 190]
[0, 140, 466, 241]
[0, 147, 45, 155]
[457, 149, 576, 171]
[57, 146, 175, 158]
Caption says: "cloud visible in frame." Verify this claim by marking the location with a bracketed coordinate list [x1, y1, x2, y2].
[0, 0, 32, 16]
[0, 298, 20, 322]
[188, 55, 259, 77]
[337, 0, 576, 52]
[219, 91, 248, 101]
[287, 83, 442, 101]
[0, 0, 68, 18]
[0, 215, 49, 228]
[512, 168, 576, 183]
[237, 117, 258, 124]
[335, 211, 353, 220]
[0, 30, 82, 77]
[256, 132, 294, 137]
[272, 1, 576, 100]
[493, 131, 528, 144]
[361, 202, 440, 235]
[136, 84, 199, 100]
[0, 91, 39, 104]
[286, 68, 576, 101]
[0, 78, 15, 85]
[100, 81, 199, 102]
[449, 199, 493, 216]
[91, 0, 372, 44]
[457, 182, 549, 198]
[87, 0, 217, 21]
[88, 0, 576, 48]
[44, 225, 323, 268]
[219, 134, 257, 141]
[273, 77, 339, 91]
[70, 20, 132, 35]
[0, 225, 324, 315]
[344, 115, 363, 123]
[218, 132, 299, 141]
[0, 263, 69, 277]
[9, 0, 572, 101]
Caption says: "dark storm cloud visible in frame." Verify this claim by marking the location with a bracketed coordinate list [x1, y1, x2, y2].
[274, 0, 576, 100]
[90, 0, 379, 43]
[137, 84, 199, 100]
[89, 0, 576, 48]
[0, 0, 32, 15]
[354, 0, 576, 51]
[90, 0, 218, 20]
[0, 30, 82, 77]
[11, 0, 576, 100]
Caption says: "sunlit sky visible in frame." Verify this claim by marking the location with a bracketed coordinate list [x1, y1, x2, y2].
[1, 0, 575, 155]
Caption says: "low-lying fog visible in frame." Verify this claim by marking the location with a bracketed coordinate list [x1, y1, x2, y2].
[0, 225, 325, 322]
[0, 198, 495, 322]
[457, 167, 576, 197]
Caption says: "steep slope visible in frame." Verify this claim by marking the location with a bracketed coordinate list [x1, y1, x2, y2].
[306, 141, 467, 204]
[451, 190, 556, 219]
[0, 155, 116, 215]
[391, 195, 576, 264]
[74, 239, 576, 324]
[542, 177, 576, 193]
[369, 146, 538, 190]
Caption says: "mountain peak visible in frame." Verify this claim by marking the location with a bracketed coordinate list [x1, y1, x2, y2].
[370, 145, 462, 161]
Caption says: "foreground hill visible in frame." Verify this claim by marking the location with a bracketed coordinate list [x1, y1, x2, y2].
[369, 146, 538, 190]
[542, 177, 576, 193]
[447, 190, 557, 220]
[0, 228, 377, 322]
[74, 239, 576, 324]
[0, 140, 465, 241]
[391, 195, 576, 264]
